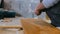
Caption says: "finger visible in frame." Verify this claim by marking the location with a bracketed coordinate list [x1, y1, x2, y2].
[35, 11, 40, 16]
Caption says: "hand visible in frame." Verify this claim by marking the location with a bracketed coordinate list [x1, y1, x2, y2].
[35, 9, 41, 16]
[34, 3, 45, 16]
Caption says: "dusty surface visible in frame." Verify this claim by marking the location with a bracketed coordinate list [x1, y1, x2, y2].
[0, 17, 22, 27]
[0, 17, 24, 34]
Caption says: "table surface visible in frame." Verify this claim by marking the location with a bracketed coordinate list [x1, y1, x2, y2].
[21, 18, 60, 34]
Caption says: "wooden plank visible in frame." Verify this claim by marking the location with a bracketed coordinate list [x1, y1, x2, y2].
[0, 26, 22, 29]
[0, 30, 16, 34]
[0, 30, 24, 34]
[21, 18, 60, 34]
[0, 17, 22, 29]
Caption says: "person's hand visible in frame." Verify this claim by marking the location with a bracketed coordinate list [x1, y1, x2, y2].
[34, 3, 45, 16]
[35, 9, 41, 16]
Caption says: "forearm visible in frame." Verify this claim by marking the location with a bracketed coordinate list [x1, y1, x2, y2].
[35, 0, 59, 15]
[36, 0, 59, 10]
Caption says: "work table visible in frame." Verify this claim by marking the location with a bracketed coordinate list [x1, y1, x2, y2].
[21, 18, 60, 34]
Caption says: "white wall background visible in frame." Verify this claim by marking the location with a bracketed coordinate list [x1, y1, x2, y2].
[3, 0, 46, 19]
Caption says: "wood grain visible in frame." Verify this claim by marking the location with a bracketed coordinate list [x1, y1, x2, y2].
[21, 18, 60, 34]
[0, 26, 22, 29]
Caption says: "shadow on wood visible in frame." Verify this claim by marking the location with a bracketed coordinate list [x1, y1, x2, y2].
[21, 18, 60, 34]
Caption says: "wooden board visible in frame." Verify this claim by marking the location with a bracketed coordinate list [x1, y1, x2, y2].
[0, 26, 22, 29]
[0, 30, 16, 34]
[0, 29, 24, 34]
[21, 18, 60, 34]
[0, 17, 22, 29]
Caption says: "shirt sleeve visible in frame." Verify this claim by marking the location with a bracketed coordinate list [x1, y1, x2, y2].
[42, 0, 60, 8]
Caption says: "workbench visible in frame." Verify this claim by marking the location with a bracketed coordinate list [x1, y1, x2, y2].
[0, 17, 60, 34]
[21, 18, 60, 34]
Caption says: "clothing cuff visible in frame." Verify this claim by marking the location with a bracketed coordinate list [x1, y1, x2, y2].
[42, 0, 59, 8]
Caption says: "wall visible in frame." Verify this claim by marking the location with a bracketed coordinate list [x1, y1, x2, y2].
[1, 0, 46, 19]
